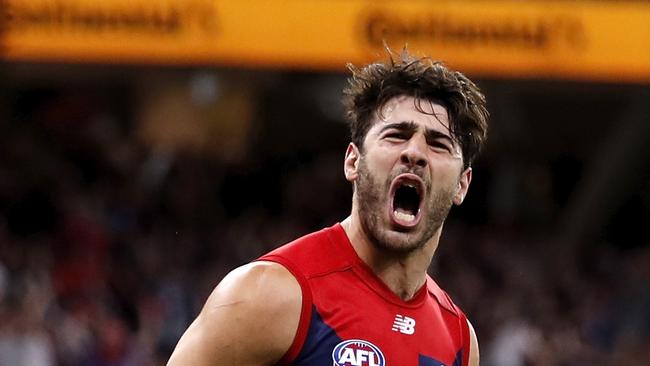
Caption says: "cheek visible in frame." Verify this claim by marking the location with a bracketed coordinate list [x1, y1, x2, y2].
[365, 150, 397, 172]
[430, 162, 463, 186]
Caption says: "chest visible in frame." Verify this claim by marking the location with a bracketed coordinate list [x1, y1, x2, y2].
[291, 272, 463, 366]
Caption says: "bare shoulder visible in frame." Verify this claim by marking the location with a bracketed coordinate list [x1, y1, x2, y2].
[467, 318, 480, 366]
[167, 261, 302, 366]
[205, 261, 301, 314]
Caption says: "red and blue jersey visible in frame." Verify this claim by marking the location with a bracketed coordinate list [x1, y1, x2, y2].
[259, 223, 471, 366]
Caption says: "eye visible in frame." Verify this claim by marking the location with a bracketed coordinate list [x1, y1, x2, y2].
[428, 140, 452, 152]
[384, 131, 408, 142]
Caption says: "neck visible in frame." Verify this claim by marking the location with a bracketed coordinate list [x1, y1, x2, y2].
[340, 213, 442, 301]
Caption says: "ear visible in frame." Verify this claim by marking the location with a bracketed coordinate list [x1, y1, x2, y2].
[453, 167, 472, 205]
[344, 143, 360, 182]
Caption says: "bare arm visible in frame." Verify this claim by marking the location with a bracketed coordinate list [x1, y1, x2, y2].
[468, 319, 480, 366]
[167, 261, 302, 366]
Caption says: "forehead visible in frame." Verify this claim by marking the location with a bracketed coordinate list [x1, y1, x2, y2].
[373, 96, 450, 131]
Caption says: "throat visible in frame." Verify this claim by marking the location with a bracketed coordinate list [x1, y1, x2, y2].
[387, 272, 427, 301]
[342, 214, 434, 301]
[369, 258, 428, 302]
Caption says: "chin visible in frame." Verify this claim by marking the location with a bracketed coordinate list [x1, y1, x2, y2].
[370, 224, 430, 254]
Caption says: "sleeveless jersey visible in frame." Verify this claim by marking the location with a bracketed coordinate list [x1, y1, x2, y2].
[258, 223, 471, 366]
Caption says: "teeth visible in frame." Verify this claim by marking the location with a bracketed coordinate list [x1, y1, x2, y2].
[394, 210, 416, 223]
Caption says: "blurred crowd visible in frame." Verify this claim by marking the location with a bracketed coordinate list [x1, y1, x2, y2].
[0, 83, 648, 366]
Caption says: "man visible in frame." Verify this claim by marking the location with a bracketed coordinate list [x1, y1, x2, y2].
[167, 49, 489, 366]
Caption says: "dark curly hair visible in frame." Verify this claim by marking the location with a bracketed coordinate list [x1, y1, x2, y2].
[343, 49, 489, 169]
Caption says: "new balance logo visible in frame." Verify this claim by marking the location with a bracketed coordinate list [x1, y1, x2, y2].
[391, 314, 416, 335]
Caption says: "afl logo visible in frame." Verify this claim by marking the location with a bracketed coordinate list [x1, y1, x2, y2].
[332, 339, 385, 366]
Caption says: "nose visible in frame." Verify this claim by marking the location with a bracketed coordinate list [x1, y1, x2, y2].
[400, 136, 428, 168]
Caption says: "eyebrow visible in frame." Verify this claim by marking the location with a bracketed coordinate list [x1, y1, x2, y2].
[380, 121, 455, 145]
[379, 121, 418, 134]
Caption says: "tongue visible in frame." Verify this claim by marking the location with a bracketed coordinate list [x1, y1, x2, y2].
[394, 208, 416, 223]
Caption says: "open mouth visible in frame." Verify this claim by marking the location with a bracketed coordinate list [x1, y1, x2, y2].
[389, 174, 424, 228]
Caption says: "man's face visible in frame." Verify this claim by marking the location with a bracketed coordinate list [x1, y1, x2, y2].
[345, 96, 472, 253]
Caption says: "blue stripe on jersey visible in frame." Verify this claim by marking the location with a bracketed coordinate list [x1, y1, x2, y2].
[452, 349, 462, 366]
[418, 354, 445, 366]
[418, 349, 462, 366]
[291, 306, 464, 366]
[291, 306, 342, 365]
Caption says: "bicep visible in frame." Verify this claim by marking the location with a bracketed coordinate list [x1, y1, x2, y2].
[167, 262, 302, 366]
[467, 319, 480, 366]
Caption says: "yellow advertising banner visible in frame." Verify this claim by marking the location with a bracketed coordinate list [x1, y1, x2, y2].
[2, 0, 649, 82]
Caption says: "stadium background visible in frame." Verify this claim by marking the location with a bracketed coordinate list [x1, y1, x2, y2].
[1, 1, 649, 365]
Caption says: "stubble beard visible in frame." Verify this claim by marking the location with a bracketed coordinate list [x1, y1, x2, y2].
[355, 157, 457, 254]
